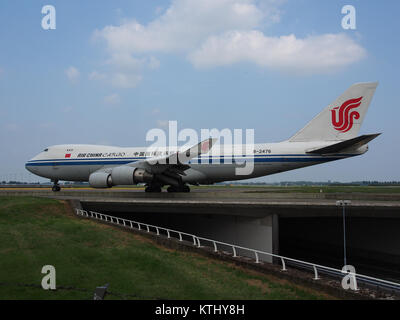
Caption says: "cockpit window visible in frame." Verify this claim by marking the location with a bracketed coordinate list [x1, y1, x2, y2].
[44, 148, 48, 152]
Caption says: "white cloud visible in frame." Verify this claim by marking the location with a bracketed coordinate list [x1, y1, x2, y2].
[189, 31, 366, 73]
[111, 73, 142, 89]
[89, 70, 143, 89]
[89, 53, 158, 89]
[93, 0, 366, 82]
[88, 71, 106, 81]
[148, 56, 160, 69]
[103, 93, 121, 105]
[95, 0, 265, 53]
[65, 66, 80, 82]
[106, 53, 145, 70]
[154, 6, 164, 15]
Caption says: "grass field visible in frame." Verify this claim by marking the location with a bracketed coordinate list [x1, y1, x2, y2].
[0, 196, 333, 300]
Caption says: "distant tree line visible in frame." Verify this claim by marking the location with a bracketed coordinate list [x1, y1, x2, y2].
[2, 180, 400, 186]
[220, 181, 400, 186]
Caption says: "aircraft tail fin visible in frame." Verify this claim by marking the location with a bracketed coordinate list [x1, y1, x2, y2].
[289, 82, 378, 142]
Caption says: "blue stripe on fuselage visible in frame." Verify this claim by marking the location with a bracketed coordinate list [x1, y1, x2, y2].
[25, 155, 351, 167]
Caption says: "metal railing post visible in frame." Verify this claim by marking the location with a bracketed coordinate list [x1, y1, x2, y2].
[313, 265, 319, 280]
[281, 258, 287, 271]
[232, 246, 237, 257]
[213, 241, 218, 252]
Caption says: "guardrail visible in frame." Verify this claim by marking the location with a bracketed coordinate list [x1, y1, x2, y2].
[75, 208, 400, 294]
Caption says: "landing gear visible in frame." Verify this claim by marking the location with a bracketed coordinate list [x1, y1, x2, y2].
[144, 181, 190, 193]
[167, 185, 190, 193]
[145, 184, 162, 193]
[51, 180, 61, 192]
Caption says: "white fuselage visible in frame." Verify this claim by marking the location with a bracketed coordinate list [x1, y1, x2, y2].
[25, 82, 378, 187]
[25, 141, 365, 185]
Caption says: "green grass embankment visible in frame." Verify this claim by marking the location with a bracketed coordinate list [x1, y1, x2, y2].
[0, 196, 332, 300]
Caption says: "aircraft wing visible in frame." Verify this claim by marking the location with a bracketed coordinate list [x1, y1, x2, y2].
[126, 138, 217, 184]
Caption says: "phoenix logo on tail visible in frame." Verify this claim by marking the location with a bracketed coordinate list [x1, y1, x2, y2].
[331, 97, 363, 133]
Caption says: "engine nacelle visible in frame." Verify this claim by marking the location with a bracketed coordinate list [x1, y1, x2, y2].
[89, 167, 153, 188]
[89, 172, 113, 188]
[111, 166, 153, 186]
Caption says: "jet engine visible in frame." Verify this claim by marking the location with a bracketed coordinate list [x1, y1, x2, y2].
[89, 167, 154, 188]
[88, 172, 112, 188]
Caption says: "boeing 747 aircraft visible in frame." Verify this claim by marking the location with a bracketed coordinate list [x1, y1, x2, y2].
[26, 82, 380, 192]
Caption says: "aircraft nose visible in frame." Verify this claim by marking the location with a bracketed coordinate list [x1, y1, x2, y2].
[25, 161, 34, 173]
[25, 157, 39, 174]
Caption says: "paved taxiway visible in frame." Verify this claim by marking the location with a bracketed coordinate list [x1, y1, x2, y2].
[1, 186, 399, 218]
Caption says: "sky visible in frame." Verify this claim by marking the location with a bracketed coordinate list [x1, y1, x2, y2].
[0, 0, 399, 183]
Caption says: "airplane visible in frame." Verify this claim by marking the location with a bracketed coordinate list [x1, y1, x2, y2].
[26, 82, 380, 193]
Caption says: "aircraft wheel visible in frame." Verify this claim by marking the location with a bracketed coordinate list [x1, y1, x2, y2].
[153, 186, 162, 193]
[167, 186, 176, 193]
[145, 185, 162, 193]
[52, 185, 61, 192]
[167, 185, 190, 192]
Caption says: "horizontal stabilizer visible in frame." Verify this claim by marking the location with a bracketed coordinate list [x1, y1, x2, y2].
[306, 133, 381, 154]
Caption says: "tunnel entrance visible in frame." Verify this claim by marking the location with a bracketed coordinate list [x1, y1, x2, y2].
[279, 216, 400, 281]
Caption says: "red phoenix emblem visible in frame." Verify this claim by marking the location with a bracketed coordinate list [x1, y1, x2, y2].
[201, 140, 210, 152]
[330, 97, 363, 133]
[65, 153, 71, 158]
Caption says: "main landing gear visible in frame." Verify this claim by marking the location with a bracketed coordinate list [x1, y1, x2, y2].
[144, 183, 191, 193]
[144, 184, 162, 193]
[51, 180, 61, 192]
[167, 185, 190, 193]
